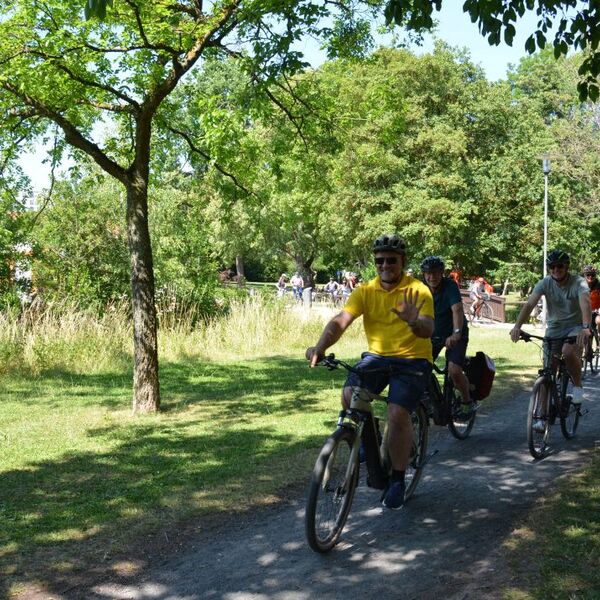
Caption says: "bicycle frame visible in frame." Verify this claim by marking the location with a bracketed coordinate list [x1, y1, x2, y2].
[335, 386, 387, 489]
[519, 330, 581, 459]
[323, 355, 427, 487]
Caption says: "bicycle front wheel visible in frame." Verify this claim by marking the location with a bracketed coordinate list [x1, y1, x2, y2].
[582, 340, 589, 379]
[447, 383, 476, 440]
[305, 427, 359, 553]
[557, 371, 579, 439]
[592, 330, 600, 373]
[404, 404, 429, 501]
[527, 377, 551, 459]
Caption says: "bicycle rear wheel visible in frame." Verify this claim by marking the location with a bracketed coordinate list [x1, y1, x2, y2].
[557, 371, 579, 439]
[479, 302, 493, 323]
[305, 426, 359, 553]
[447, 383, 476, 440]
[527, 377, 551, 459]
[404, 404, 429, 501]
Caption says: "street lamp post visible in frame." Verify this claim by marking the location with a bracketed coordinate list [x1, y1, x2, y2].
[541, 158, 551, 326]
[542, 158, 551, 278]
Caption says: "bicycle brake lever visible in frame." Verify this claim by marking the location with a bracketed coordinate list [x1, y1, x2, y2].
[320, 353, 337, 369]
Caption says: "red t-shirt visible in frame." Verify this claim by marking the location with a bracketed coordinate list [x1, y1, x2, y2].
[590, 281, 600, 311]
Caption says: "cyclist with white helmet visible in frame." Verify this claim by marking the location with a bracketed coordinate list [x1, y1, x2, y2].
[306, 234, 434, 510]
[510, 250, 592, 416]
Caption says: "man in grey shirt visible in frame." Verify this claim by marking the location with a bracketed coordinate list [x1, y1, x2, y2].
[510, 249, 592, 410]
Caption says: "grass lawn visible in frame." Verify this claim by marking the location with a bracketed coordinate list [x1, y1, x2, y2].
[0, 321, 593, 598]
[501, 450, 600, 600]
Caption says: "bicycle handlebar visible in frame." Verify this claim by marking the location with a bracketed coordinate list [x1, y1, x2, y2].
[317, 354, 423, 378]
[518, 330, 577, 344]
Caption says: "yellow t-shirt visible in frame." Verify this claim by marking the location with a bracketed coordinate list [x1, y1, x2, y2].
[343, 274, 433, 361]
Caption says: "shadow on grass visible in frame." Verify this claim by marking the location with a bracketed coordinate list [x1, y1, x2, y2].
[0, 355, 347, 598]
[0, 352, 543, 598]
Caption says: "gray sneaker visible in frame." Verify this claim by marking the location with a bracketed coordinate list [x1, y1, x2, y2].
[571, 386, 584, 406]
[532, 418, 546, 433]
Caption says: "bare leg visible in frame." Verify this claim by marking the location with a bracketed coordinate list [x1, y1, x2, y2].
[387, 403, 412, 471]
[563, 342, 582, 387]
[448, 361, 471, 403]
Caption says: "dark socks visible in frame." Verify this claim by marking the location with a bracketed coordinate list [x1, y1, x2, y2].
[391, 469, 405, 483]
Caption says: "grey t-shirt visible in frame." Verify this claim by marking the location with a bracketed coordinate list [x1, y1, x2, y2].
[533, 274, 589, 335]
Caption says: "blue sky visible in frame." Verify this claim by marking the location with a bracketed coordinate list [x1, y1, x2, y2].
[21, 5, 541, 193]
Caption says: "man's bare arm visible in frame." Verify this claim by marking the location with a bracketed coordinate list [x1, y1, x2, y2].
[408, 315, 434, 338]
[510, 291, 541, 342]
[306, 311, 356, 367]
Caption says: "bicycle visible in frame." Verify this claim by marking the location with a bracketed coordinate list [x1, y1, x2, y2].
[427, 357, 477, 440]
[517, 331, 582, 459]
[304, 355, 429, 553]
[466, 293, 493, 323]
[582, 313, 600, 377]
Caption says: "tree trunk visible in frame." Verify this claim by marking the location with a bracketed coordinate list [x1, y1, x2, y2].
[295, 257, 315, 289]
[126, 174, 160, 413]
[235, 254, 246, 287]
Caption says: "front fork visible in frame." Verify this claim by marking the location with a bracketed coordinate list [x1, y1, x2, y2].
[322, 412, 364, 491]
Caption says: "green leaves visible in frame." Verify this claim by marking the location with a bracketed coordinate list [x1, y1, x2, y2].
[380, 1, 600, 101]
[84, 0, 113, 20]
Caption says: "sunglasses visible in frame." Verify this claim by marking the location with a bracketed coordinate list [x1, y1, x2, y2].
[549, 263, 567, 270]
[374, 256, 399, 265]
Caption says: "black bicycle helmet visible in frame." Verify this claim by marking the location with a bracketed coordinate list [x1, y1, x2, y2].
[546, 249, 570, 267]
[583, 264, 597, 276]
[372, 234, 406, 255]
[420, 256, 445, 272]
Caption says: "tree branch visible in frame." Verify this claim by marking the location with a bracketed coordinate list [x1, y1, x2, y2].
[166, 124, 255, 198]
[1, 81, 128, 185]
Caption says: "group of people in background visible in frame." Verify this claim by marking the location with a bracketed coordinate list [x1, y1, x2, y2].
[276, 271, 359, 303]
[276, 272, 305, 301]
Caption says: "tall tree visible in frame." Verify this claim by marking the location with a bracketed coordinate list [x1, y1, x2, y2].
[0, 0, 382, 412]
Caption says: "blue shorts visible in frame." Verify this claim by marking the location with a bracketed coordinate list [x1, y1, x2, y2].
[344, 353, 432, 413]
[432, 334, 469, 368]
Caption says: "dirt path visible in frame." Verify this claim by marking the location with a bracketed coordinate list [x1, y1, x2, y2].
[53, 366, 599, 600]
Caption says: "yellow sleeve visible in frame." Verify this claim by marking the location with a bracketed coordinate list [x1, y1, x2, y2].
[343, 287, 364, 317]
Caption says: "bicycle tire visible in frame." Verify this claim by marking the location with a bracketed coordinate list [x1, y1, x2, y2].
[557, 371, 579, 439]
[404, 404, 429, 500]
[527, 377, 551, 459]
[305, 426, 359, 553]
[447, 382, 476, 440]
[582, 341, 589, 379]
[592, 330, 600, 373]
[479, 302, 493, 324]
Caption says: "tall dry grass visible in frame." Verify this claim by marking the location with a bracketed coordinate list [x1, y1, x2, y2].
[0, 302, 132, 376]
[160, 297, 366, 360]
[0, 297, 366, 376]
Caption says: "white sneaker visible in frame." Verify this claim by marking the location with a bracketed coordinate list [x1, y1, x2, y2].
[571, 386, 584, 406]
[532, 419, 546, 433]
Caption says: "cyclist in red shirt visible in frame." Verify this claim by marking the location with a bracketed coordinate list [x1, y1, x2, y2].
[583, 265, 600, 328]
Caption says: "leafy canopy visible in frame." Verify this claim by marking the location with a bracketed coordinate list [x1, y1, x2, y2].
[384, 1, 600, 101]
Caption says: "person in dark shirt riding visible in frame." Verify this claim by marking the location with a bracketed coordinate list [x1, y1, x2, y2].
[421, 256, 473, 409]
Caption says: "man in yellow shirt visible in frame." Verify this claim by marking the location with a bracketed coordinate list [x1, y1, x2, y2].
[306, 234, 434, 510]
